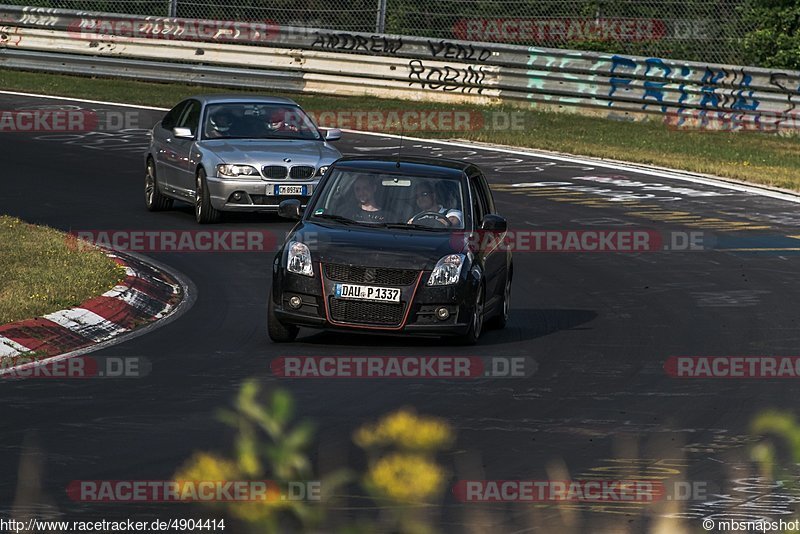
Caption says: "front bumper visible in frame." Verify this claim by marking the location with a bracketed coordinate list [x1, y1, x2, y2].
[206, 176, 316, 212]
[272, 264, 478, 337]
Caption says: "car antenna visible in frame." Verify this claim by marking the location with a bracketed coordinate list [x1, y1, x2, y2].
[396, 120, 404, 168]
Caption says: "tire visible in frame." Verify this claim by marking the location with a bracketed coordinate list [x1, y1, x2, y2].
[461, 283, 485, 345]
[195, 168, 221, 224]
[486, 273, 511, 330]
[145, 158, 173, 211]
[268, 292, 299, 343]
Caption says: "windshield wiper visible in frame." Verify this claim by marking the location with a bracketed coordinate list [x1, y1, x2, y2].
[313, 213, 359, 225]
[381, 223, 446, 231]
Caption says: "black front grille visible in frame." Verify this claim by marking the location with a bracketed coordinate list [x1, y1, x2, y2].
[263, 165, 288, 179]
[324, 264, 418, 286]
[290, 166, 315, 179]
[329, 298, 404, 326]
[250, 195, 306, 206]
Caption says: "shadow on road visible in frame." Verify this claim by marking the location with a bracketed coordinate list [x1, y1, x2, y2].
[296, 308, 597, 347]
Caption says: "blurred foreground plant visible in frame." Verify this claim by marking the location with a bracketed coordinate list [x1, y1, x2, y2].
[174, 380, 351, 533]
[750, 409, 800, 481]
[354, 408, 455, 534]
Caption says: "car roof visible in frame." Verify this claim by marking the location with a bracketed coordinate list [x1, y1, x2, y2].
[332, 156, 476, 177]
[186, 94, 299, 106]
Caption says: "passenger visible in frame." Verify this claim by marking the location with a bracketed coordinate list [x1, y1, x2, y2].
[350, 175, 387, 223]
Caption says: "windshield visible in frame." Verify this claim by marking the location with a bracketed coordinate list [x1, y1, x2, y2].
[309, 169, 467, 230]
[202, 103, 321, 141]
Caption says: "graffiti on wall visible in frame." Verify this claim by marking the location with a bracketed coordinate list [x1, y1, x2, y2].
[408, 59, 487, 93]
[524, 47, 800, 131]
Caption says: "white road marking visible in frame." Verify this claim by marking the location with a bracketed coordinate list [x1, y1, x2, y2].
[42, 308, 128, 342]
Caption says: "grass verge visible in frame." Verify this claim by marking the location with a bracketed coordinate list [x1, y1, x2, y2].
[0, 216, 126, 325]
[1, 69, 799, 189]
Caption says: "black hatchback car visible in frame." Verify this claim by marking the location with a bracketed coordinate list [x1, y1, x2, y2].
[268, 156, 512, 344]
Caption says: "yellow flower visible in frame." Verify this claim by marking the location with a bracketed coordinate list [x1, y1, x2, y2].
[173, 452, 239, 503]
[173, 453, 287, 519]
[366, 453, 446, 502]
[355, 409, 453, 451]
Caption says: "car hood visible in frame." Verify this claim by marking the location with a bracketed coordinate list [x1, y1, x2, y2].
[291, 222, 466, 271]
[200, 139, 340, 165]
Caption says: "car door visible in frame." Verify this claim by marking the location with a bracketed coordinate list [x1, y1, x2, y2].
[154, 100, 189, 191]
[170, 99, 202, 198]
[469, 169, 505, 311]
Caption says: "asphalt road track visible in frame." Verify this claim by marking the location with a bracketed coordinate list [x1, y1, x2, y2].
[1, 93, 800, 532]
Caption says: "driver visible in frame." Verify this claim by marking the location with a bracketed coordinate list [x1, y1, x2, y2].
[408, 182, 463, 227]
[207, 109, 235, 138]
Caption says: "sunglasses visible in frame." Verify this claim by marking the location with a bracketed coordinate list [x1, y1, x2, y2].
[416, 191, 432, 197]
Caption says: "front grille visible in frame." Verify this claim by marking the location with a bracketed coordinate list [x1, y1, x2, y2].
[324, 264, 418, 286]
[329, 298, 404, 326]
[250, 195, 306, 206]
[290, 166, 315, 179]
[263, 165, 288, 179]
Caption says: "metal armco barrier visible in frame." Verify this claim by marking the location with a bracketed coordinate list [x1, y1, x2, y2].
[1, 5, 799, 131]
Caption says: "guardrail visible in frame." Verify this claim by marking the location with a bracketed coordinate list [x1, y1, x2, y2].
[1, 5, 799, 131]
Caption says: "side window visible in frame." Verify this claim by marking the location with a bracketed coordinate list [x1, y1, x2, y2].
[470, 178, 487, 227]
[161, 101, 188, 131]
[477, 172, 495, 213]
[177, 100, 202, 134]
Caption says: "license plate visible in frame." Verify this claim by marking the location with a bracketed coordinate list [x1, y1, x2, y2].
[334, 283, 401, 303]
[273, 184, 309, 196]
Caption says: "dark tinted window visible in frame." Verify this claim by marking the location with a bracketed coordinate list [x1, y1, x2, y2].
[177, 100, 202, 133]
[161, 100, 189, 131]
[202, 103, 321, 141]
[470, 179, 486, 226]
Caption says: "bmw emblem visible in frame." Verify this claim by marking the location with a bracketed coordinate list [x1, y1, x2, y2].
[284, 158, 292, 163]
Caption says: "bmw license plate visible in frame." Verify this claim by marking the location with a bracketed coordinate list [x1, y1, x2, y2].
[273, 184, 308, 196]
[334, 283, 401, 303]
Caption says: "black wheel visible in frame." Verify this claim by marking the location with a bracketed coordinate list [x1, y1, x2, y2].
[145, 158, 173, 211]
[268, 292, 299, 343]
[195, 168, 221, 224]
[487, 273, 511, 330]
[461, 283, 485, 345]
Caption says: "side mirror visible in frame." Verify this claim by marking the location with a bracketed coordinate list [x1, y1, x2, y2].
[278, 199, 302, 220]
[324, 128, 342, 141]
[480, 214, 507, 233]
[172, 127, 194, 139]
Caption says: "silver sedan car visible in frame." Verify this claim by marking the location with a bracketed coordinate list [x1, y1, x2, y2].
[144, 95, 342, 223]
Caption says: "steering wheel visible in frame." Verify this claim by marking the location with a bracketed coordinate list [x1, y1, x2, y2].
[410, 211, 451, 227]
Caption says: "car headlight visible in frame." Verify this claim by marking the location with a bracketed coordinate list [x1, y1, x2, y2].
[217, 164, 260, 178]
[316, 165, 329, 176]
[287, 241, 313, 277]
[427, 254, 466, 286]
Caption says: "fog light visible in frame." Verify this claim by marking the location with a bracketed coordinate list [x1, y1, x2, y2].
[288, 296, 302, 309]
[435, 307, 450, 320]
[232, 192, 243, 201]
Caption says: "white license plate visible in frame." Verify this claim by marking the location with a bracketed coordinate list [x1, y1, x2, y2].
[273, 184, 309, 196]
[334, 283, 401, 303]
